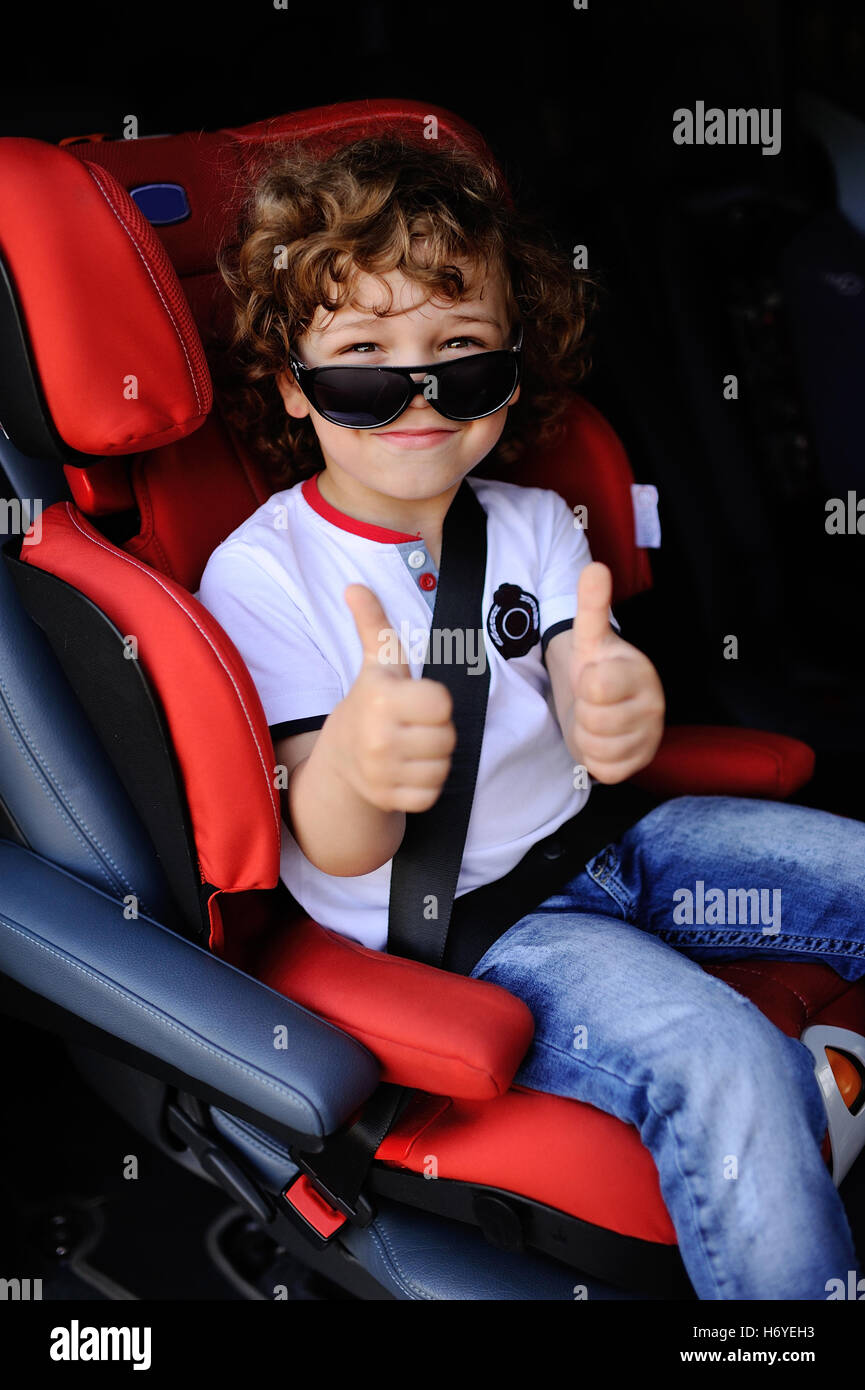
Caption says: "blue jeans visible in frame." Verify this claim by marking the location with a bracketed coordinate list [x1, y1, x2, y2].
[468, 794, 865, 1300]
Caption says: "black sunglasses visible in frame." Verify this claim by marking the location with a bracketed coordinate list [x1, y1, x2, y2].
[287, 324, 523, 429]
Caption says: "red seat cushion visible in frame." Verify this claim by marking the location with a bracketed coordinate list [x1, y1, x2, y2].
[631, 724, 816, 798]
[377, 1084, 679, 1245]
[253, 917, 535, 1102]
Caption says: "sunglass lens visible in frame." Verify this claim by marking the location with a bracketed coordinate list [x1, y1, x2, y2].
[436, 352, 518, 419]
[311, 369, 407, 427]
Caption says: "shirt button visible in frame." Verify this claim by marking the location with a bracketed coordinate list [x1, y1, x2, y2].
[407, 549, 426, 569]
[419, 573, 437, 591]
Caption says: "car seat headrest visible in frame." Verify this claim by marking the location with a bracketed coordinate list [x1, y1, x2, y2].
[0, 137, 212, 462]
[59, 100, 512, 350]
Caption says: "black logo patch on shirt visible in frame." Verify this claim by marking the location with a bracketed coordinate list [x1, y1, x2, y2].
[486, 583, 541, 660]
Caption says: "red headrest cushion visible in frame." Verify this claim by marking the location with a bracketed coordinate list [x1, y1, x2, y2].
[0, 137, 212, 456]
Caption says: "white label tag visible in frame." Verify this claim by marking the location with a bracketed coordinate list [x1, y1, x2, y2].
[631, 483, 661, 548]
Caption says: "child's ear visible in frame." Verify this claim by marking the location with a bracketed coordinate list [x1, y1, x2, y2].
[275, 369, 311, 420]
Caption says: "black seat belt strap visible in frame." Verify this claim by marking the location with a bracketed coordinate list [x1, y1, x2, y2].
[387, 478, 491, 966]
[285, 1082, 409, 1233]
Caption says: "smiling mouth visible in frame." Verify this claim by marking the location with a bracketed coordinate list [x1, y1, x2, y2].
[372, 427, 459, 449]
[374, 427, 458, 436]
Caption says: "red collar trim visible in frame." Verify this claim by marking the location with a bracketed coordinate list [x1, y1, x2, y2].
[301, 474, 421, 544]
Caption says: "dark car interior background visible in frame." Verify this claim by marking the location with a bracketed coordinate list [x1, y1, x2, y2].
[1, 0, 863, 1304]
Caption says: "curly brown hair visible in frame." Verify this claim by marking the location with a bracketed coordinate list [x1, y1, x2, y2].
[215, 133, 599, 490]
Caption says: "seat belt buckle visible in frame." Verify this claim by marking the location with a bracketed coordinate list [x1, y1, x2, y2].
[281, 1158, 375, 1249]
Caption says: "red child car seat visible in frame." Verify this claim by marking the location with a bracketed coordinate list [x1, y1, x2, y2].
[1, 99, 863, 1297]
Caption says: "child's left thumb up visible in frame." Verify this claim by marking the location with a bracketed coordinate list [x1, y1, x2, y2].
[570, 561, 635, 709]
[575, 558, 617, 650]
[572, 563, 616, 662]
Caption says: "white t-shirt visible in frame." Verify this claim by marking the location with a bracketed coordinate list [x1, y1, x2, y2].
[196, 472, 618, 952]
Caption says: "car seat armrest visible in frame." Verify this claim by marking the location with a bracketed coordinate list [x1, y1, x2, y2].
[0, 842, 380, 1149]
[253, 918, 536, 1100]
[629, 724, 815, 799]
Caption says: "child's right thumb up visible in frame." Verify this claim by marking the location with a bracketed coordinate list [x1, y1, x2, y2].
[344, 583, 412, 678]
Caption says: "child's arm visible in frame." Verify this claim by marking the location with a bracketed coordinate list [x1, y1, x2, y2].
[274, 726, 405, 877]
[545, 561, 665, 784]
[273, 584, 456, 877]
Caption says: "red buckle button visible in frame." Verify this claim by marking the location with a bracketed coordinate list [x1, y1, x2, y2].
[282, 1173, 347, 1239]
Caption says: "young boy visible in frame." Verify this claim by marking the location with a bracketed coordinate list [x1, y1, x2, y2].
[198, 133, 865, 1299]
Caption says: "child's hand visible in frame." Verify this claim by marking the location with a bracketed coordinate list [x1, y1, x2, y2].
[568, 563, 665, 783]
[331, 584, 456, 813]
